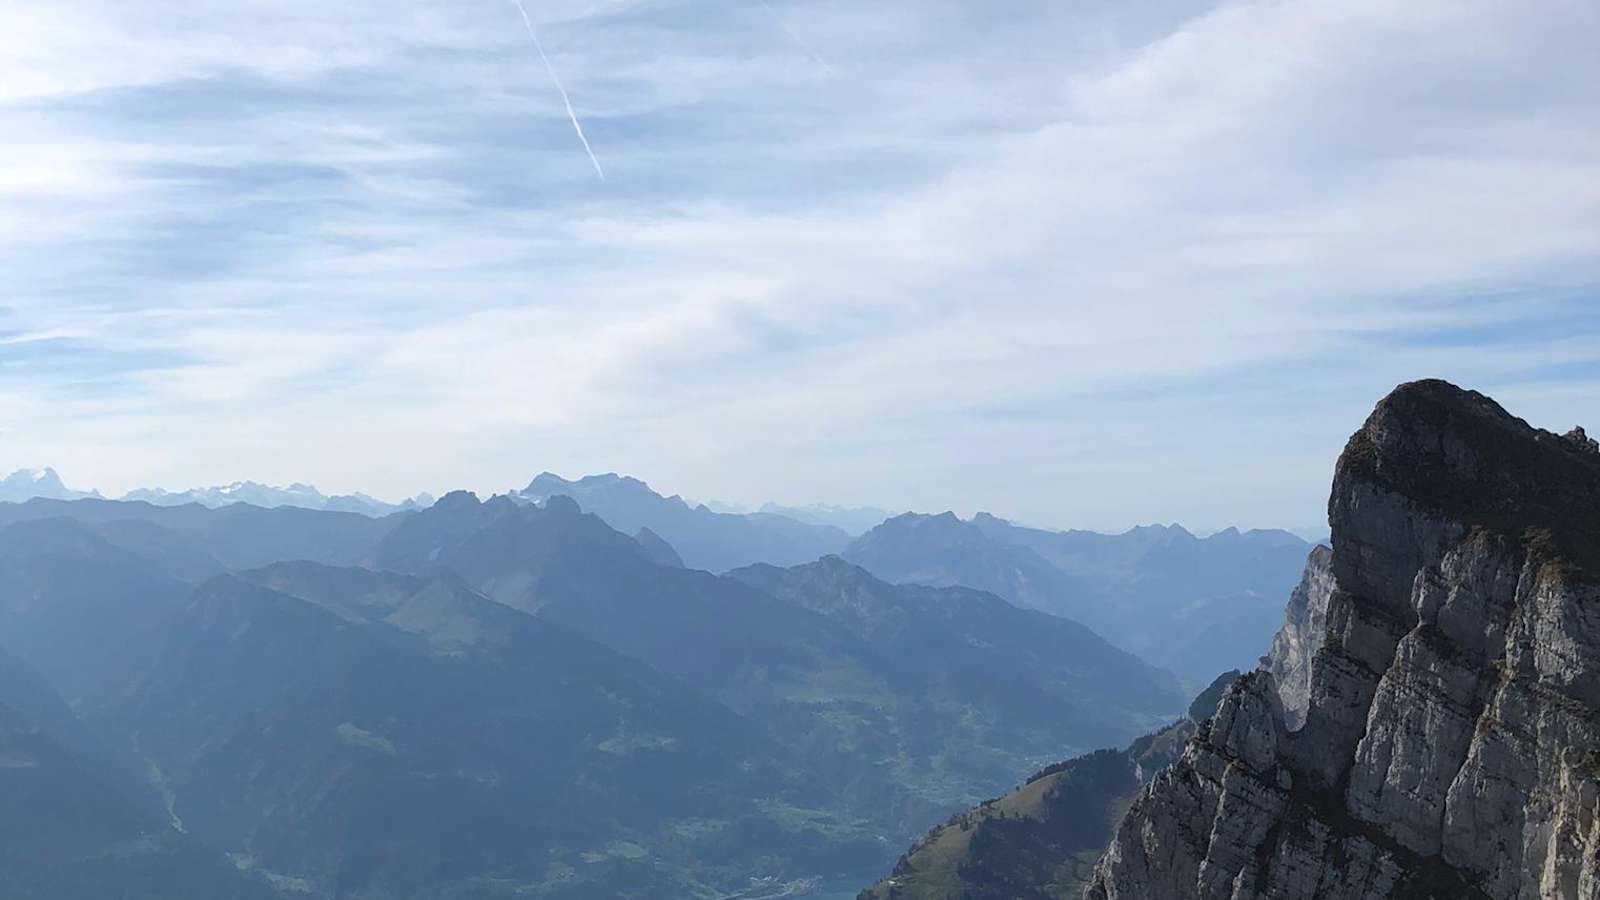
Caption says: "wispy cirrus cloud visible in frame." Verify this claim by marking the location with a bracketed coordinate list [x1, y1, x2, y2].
[1, 0, 1597, 531]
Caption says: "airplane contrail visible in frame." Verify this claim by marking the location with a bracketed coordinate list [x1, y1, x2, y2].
[509, 0, 606, 181]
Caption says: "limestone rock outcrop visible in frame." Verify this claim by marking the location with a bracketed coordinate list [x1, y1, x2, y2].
[1086, 379, 1600, 900]
[1264, 544, 1333, 730]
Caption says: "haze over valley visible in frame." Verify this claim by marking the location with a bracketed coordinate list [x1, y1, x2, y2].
[0, 464, 1222, 896]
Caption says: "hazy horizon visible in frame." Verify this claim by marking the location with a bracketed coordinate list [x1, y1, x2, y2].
[3, 463, 1339, 539]
[4, 0, 1597, 533]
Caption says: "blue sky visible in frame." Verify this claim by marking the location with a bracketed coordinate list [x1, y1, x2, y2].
[2, 0, 1598, 533]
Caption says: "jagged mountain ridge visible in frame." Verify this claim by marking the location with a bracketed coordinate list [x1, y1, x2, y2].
[1083, 380, 1600, 899]
[3, 467, 1311, 651]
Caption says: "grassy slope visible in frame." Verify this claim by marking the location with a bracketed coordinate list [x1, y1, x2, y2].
[859, 722, 1193, 900]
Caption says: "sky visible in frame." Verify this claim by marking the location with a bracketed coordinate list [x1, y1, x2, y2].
[2, 0, 1598, 534]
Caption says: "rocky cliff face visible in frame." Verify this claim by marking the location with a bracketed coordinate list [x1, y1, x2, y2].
[1263, 543, 1333, 731]
[1085, 380, 1600, 900]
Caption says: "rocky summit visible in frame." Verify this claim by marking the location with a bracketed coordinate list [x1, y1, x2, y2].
[1085, 379, 1600, 899]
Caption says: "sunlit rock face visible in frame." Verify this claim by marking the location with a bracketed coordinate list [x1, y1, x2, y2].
[1265, 543, 1333, 731]
[1086, 380, 1600, 900]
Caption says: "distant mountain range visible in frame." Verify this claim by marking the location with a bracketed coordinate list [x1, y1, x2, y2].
[0, 468, 1314, 896]
[4, 466, 1315, 684]
[509, 476, 1315, 683]
[0, 484, 1186, 898]
[843, 512, 1316, 686]
[0, 469, 433, 517]
[0, 467, 888, 538]
[122, 483, 436, 517]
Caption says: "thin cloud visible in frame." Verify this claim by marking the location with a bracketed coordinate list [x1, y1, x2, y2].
[0, 0, 1596, 530]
